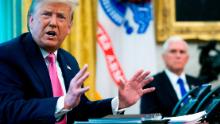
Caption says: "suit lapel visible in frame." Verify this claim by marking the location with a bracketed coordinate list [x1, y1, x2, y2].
[161, 71, 179, 104]
[186, 75, 192, 89]
[57, 51, 73, 90]
[22, 33, 53, 97]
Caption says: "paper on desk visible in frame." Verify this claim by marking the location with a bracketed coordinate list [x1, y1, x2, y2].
[163, 111, 206, 123]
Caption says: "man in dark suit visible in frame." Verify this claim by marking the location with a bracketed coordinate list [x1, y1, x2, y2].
[140, 36, 200, 117]
[0, 0, 155, 124]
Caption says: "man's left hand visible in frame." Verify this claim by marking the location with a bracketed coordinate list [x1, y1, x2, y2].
[118, 70, 155, 109]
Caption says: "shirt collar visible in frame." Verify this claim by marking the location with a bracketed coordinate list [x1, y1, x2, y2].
[40, 48, 58, 59]
[165, 69, 186, 84]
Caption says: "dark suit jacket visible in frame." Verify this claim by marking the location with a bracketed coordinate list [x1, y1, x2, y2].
[0, 33, 113, 124]
[140, 71, 200, 117]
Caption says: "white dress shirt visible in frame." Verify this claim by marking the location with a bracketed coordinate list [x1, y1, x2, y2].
[165, 69, 190, 100]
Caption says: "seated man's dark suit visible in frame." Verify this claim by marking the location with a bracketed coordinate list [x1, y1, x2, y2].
[0, 33, 113, 124]
[140, 71, 200, 117]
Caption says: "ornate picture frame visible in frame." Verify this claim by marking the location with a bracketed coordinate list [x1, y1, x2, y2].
[154, 0, 220, 42]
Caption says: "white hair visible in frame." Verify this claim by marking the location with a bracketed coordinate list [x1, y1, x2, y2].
[162, 35, 188, 54]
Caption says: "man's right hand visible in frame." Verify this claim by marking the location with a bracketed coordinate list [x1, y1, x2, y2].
[64, 64, 90, 109]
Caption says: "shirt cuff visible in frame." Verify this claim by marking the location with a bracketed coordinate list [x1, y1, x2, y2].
[55, 96, 72, 119]
[111, 97, 126, 115]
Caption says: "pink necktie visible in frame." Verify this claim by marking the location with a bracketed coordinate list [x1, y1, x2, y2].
[47, 53, 66, 124]
[47, 53, 64, 97]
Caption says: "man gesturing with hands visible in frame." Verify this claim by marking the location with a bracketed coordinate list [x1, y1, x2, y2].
[0, 0, 155, 124]
[65, 64, 154, 110]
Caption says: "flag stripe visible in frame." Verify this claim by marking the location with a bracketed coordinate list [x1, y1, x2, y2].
[97, 22, 127, 85]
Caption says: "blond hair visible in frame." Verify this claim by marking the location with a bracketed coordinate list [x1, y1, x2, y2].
[27, 0, 78, 30]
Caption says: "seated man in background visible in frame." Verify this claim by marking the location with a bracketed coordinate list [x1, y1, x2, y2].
[0, 0, 155, 124]
[140, 36, 200, 116]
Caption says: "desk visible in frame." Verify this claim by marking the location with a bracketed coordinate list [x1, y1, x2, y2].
[74, 114, 169, 124]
